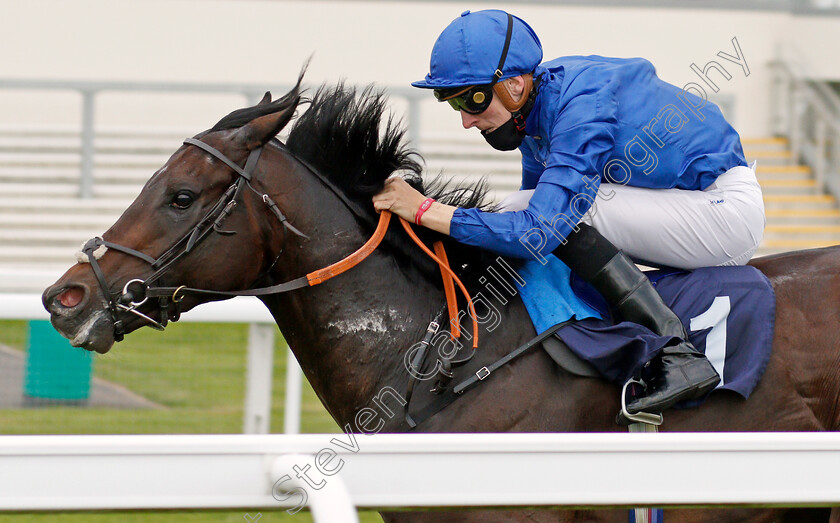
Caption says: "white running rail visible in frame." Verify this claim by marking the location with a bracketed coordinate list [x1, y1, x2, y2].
[0, 432, 838, 521]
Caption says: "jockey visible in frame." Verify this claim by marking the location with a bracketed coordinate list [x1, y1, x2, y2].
[373, 9, 765, 414]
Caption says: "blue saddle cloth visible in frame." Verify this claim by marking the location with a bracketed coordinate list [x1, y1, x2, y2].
[515, 258, 775, 400]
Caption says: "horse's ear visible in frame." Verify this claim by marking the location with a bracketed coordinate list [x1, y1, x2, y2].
[233, 102, 297, 150]
[257, 92, 272, 106]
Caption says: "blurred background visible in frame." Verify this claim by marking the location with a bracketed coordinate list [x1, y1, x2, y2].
[0, 0, 839, 519]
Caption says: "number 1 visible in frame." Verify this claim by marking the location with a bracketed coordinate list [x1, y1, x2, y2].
[689, 296, 730, 388]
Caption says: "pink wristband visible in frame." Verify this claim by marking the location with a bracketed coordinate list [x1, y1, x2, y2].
[414, 197, 435, 225]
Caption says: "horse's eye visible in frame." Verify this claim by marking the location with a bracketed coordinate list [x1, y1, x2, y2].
[171, 191, 195, 209]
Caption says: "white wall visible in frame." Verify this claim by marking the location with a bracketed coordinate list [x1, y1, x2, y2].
[0, 0, 837, 136]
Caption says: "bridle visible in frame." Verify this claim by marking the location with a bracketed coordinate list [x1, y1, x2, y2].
[79, 137, 315, 341]
[80, 136, 479, 345]
[80, 133, 480, 347]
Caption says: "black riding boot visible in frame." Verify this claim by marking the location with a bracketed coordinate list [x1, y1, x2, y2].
[552, 224, 720, 414]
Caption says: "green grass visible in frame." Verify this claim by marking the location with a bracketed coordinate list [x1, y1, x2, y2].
[0, 319, 382, 522]
[0, 320, 338, 434]
[0, 319, 27, 349]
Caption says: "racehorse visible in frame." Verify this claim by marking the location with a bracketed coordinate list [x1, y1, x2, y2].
[42, 78, 840, 522]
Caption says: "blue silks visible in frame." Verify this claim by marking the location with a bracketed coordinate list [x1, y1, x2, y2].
[450, 56, 747, 259]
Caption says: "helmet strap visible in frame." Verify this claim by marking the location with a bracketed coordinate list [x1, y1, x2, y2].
[488, 12, 536, 118]
[490, 12, 515, 86]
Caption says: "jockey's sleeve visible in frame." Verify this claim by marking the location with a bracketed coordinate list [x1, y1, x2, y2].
[520, 143, 543, 190]
[449, 80, 617, 259]
[448, 179, 580, 259]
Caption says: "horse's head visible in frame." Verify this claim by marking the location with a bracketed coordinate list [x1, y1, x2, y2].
[42, 88, 302, 353]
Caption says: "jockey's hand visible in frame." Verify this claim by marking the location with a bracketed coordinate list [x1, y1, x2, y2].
[372, 177, 455, 235]
[372, 177, 426, 222]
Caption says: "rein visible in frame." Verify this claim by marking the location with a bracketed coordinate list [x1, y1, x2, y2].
[80, 137, 479, 346]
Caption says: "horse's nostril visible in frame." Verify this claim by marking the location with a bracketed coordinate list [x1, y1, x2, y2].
[56, 287, 85, 309]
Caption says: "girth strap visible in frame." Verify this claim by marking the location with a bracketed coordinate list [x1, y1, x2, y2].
[406, 321, 570, 430]
[454, 320, 570, 395]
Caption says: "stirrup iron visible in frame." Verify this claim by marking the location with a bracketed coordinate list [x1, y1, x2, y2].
[617, 378, 663, 426]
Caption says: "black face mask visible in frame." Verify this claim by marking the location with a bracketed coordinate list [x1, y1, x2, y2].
[481, 116, 526, 151]
[480, 75, 540, 152]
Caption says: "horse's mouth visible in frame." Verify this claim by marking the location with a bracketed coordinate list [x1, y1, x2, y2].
[67, 310, 116, 353]
[46, 292, 166, 355]
[47, 308, 116, 354]
[43, 281, 119, 353]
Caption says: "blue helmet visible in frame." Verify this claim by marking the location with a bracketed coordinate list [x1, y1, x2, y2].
[412, 10, 543, 90]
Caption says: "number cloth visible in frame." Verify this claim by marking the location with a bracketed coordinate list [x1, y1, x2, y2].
[515, 261, 774, 402]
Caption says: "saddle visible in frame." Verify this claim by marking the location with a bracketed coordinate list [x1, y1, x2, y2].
[542, 334, 599, 378]
[403, 264, 775, 430]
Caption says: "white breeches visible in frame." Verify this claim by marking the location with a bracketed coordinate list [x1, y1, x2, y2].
[498, 163, 766, 269]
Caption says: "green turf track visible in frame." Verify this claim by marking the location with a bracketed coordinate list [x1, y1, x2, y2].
[0, 319, 383, 522]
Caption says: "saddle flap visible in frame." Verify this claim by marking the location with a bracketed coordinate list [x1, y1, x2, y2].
[542, 334, 601, 378]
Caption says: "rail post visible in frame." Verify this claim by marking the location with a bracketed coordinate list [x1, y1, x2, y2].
[243, 323, 276, 434]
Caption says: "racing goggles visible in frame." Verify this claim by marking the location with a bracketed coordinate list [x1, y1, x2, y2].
[434, 85, 494, 114]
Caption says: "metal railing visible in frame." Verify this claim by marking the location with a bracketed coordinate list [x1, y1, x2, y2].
[2, 432, 840, 517]
[770, 58, 840, 198]
[0, 79, 427, 199]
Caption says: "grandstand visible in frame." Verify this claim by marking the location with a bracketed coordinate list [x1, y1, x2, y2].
[2, 0, 840, 294]
[0, 118, 836, 294]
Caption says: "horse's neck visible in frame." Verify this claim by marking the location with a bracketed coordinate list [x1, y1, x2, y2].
[263, 224, 444, 428]
[253, 153, 530, 430]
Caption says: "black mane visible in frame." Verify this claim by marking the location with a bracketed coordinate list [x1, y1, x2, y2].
[285, 83, 493, 211]
[287, 83, 421, 200]
[209, 80, 503, 290]
[282, 83, 500, 285]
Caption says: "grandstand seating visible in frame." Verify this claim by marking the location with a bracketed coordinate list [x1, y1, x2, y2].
[0, 126, 835, 293]
[0, 125, 184, 292]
